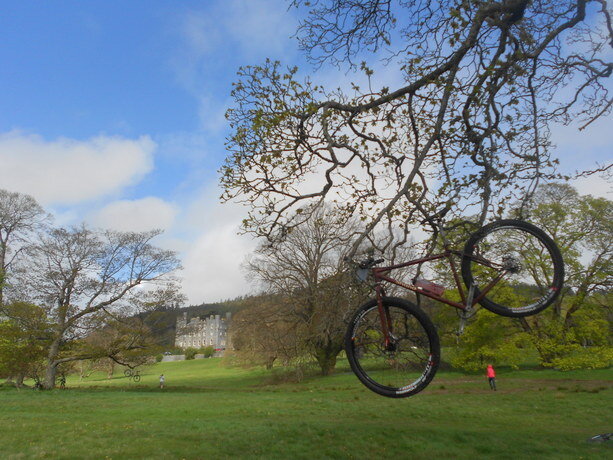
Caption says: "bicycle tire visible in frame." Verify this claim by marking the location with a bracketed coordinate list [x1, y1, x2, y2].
[124, 369, 132, 377]
[345, 296, 440, 398]
[461, 219, 564, 317]
[133, 374, 141, 383]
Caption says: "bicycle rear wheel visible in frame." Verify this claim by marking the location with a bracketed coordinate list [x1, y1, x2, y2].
[345, 297, 440, 398]
[461, 219, 564, 317]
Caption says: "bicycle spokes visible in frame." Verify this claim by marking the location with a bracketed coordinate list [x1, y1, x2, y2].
[350, 304, 435, 392]
[462, 221, 563, 316]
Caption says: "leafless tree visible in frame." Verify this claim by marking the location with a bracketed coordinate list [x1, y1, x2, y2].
[230, 294, 302, 370]
[12, 225, 181, 389]
[242, 205, 364, 373]
[222, 0, 612, 256]
[0, 189, 49, 306]
[243, 204, 416, 374]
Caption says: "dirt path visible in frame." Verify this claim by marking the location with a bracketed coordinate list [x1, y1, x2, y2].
[428, 375, 613, 395]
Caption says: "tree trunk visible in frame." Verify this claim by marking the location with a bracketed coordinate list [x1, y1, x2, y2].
[44, 361, 58, 390]
[107, 359, 115, 379]
[265, 356, 276, 370]
[43, 337, 61, 389]
[0, 244, 6, 306]
[0, 274, 4, 306]
[314, 344, 341, 376]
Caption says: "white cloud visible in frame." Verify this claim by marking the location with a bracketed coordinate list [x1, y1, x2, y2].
[178, 0, 296, 66]
[89, 197, 178, 232]
[182, 222, 256, 303]
[550, 116, 612, 199]
[0, 131, 155, 205]
[223, 0, 297, 57]
[572, 174, 612, 199]
[171, 0, 299, 133]
[178, 183, 258, 303]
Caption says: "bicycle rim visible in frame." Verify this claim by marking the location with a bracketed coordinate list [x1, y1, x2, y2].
[462, 220, 564, 317]
[346, 298, 439, 398]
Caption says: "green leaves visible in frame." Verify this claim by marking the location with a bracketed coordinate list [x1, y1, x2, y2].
[0, 302, 50, 380]
[451, 309, 528, 372]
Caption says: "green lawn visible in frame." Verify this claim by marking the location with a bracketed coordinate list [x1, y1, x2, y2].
[1, 359, 611, 459]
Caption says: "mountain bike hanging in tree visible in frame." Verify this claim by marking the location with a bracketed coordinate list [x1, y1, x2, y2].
[345, 215, 564, 398]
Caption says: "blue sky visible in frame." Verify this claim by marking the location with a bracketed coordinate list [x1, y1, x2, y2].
[0, 0, 305, 303]
[2, 3, 193, 136]
[0, 1, 610, 303]
[0, 0, 301, 195]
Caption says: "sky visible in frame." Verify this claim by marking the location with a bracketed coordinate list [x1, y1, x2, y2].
[0, 0, 610, 304]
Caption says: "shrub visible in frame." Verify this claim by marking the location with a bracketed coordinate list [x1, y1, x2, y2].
[450, 309, 528, 372]
[184, 348, 198, 360]
[546, 346, 613, 371]
[201, 346, 215, 358]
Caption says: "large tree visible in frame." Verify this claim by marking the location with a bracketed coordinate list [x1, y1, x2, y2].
[515, 183, 612, 367]
[244, 204, 371, 374]
[449, 183, 611, 370]
[523, 183, 612, 322]
[242, 204, 417, 374]
[222, 0, 612, 255]
[12, 225, 181, 389]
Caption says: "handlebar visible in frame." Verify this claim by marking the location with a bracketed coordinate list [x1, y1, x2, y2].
[359, 257, 384, 269]
[343, 256, 384, 269]
[344, 256, 384, 283]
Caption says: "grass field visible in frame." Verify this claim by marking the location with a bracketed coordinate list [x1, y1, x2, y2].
[1, 359, 611, 459]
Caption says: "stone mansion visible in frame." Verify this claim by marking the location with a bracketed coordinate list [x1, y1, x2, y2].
[174, 312, 231, 350]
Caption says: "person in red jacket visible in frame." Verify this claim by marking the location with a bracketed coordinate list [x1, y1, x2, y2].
[487, 364, 497, 391]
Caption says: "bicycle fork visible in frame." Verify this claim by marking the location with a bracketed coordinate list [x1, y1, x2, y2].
[458, 283, 476, 336]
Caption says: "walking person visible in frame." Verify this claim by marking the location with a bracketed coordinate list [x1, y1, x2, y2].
[486, 364, 497, 391]
[159, 374, 165, 389]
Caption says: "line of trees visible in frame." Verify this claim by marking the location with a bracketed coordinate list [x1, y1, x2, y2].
[4, 1, 611, 385]
[0, 189, 182, 389]
[230, 205, 370, 375]
[229, 184, 611, 375]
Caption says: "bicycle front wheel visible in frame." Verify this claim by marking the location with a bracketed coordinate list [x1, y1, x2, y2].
[133, 374, 141, 383]
[461, 219, 564, 317]
[345, 297, 440, 398]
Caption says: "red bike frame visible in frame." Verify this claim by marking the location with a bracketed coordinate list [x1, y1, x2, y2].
[371, 249, 506, 348]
